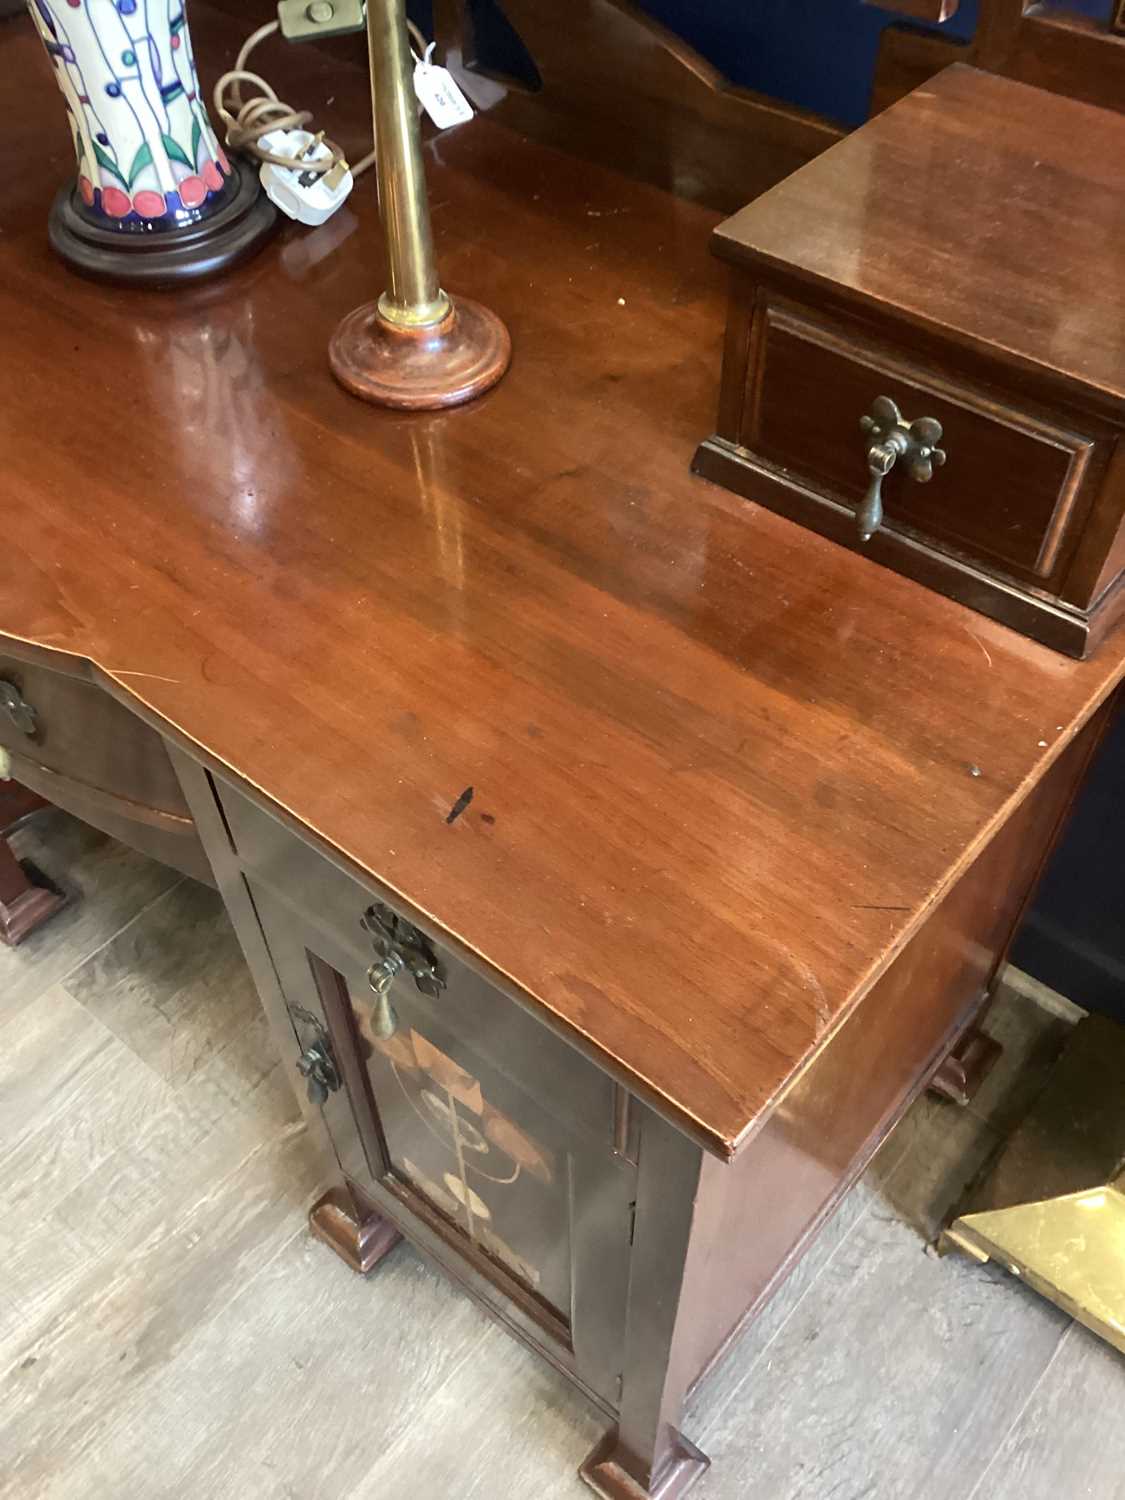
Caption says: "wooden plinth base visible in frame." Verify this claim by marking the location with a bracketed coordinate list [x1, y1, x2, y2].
[48, 163, 278, 288]
[0, 845, 66, 947]
[580, 1429, 710, 1500]
[308, 1188, 402, 1275]
[928, 1027, 1003, 1107]
[329, 295, 511, 410]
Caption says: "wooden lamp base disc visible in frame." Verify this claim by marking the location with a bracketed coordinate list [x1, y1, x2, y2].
[48, 163, 279, 289]
[329, 295, 511, 410]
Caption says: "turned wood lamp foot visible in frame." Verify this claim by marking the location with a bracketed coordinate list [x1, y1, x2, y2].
[580, 1428, 710, 1500]
[330, 295, 510, 410]
[330, 0, 510, 410]
[308, 1188, 402, 1275]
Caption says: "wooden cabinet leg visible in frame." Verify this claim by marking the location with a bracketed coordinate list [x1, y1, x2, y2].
[308, 1186, 402, 1275]
[581, 1427, 709, 1500]
[928, 1023, 1003, 1107]
[0, 832, 66, 947]
[580, 1112, 711, 1500]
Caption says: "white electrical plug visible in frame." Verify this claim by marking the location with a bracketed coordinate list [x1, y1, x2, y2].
[257, 128, 354, 226]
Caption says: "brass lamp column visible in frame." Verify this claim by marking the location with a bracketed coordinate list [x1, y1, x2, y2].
[329, 0, 511, 408]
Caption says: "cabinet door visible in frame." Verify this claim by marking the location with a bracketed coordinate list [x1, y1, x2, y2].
[250, 881, 635, 1410]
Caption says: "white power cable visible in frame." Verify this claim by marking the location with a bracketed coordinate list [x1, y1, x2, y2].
[212, 17, 431, 182]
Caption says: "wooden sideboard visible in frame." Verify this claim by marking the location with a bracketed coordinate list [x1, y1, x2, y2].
[5, 10, 1125, 1498]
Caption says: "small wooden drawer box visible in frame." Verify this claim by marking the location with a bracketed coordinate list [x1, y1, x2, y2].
[694, 66, 1125, 658]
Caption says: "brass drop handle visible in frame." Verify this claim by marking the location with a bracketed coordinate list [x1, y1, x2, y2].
[366, 952, 405, 1040]
[857, 396, 946, 543]
[360, 900, 447, 1043]
[0, 679, 37, 736]
[296, 1037, 341, 1107]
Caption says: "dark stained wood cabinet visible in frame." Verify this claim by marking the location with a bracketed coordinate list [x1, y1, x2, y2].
[215, 773, 635, 1407]
[7, 9, 1125, 1495]
[163, 707, 1113, 1499]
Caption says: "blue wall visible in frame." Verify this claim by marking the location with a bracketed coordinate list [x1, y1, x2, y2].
[419, 1, 979, 127]
[634, 0, 978, 125]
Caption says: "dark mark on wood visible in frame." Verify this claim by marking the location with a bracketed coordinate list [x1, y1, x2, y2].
[446, 787, 474, 824]
[854, 904, 911, 912]
[480, 812, 495, 825]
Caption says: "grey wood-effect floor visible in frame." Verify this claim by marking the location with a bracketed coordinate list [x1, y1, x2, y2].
[3, 810, 1123, 1499]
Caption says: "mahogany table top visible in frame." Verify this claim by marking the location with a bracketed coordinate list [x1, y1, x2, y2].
[714, 65, 1125, 411]
[3, 13, 1122, 1157]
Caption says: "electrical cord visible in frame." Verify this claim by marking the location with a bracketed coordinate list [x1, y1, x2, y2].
[212, 17, 431, 182]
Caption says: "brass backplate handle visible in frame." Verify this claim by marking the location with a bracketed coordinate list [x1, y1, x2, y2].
[0, 679, 37, 736]
[857, 396, 946, 543]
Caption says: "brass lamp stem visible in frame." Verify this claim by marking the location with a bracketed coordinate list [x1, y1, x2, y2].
[367, 0, 450, 329]
[329, 0, 511, 409]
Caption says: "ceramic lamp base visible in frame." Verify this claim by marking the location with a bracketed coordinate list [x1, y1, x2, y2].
[48, 161, 278, 288]
[329, 295, 511, 410]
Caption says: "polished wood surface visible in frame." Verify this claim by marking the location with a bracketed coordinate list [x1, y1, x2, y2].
[870, 23, 970, 117]
[712, 66, 1125, 411]
[4, 13, 1125, 1159]
[744, 306, 1102, 585]
[307, 1187, 403, 1275]
[674, 706, 1108, 1400]
[976, 0, 1125, 115]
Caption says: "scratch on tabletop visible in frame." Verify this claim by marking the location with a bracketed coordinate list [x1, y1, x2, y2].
[107, 670, 181, 684]
[446, 787, 474, 825]
[963, 626, 992, 668]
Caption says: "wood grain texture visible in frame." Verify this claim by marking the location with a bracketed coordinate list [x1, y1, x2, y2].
[0, 652, 213, 881]
[24, 1234, 492, 1500]
[3, 854, 1105, 1500]
[0, 1123, 325, 1500]
[0, 1010, 167, 1225]
[870, 23, 972, 116]
[0, 812, 179, 1015]
[976, 0, 1125, 116]
[61, 879, 262, 1089]
[349, 1319, 604, 1500]
[712, 66, 1125, 411]
[694, 1173, 1070, 1500]
[977, 1325, 1125, 1500]
[670, 708, 1101, 1395]
[3, 15, 1125, 1158]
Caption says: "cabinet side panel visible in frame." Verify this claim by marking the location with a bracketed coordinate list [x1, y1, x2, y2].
[678, 706, 1107, 1387]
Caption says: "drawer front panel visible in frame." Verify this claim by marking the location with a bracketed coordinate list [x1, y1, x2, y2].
[250, 881, 635, 1407]
[745, 304, 1101, 582]
[0, 654, 191, 816]
[216, 777, 616, 1142]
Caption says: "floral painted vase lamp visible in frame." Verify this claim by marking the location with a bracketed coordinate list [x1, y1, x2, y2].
[26, 0, 276, 284]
